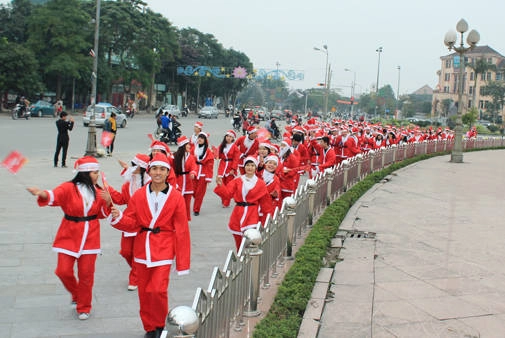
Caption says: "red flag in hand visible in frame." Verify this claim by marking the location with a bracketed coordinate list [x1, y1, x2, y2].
[1, 151, 28, 174]
[256, 127, 271, 140]
[101, 131, 115, 147]
[147, 133, 155, 142]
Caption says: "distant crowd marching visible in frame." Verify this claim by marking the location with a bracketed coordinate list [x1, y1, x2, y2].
[27, 115, 476, 338]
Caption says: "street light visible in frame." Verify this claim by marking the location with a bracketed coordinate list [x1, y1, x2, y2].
[375, 47, 383, 94]
[85, 0, 101, 156]
[314, 45, 329, 120]
[344, 68, 356, 116]
[444, 18, 480, 163]
[396, 66, 401, 116]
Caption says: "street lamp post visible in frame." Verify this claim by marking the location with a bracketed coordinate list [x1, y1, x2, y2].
[85, 0, 101, 157]
[375, 47, 383, 94]
[344, 68, 356, 117]
[444, 19, 480, 163]
[396, 66, 401, 117]
[314, 45, 329, 120]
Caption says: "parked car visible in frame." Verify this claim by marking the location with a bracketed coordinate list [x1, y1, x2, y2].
[82, 103, 127, 128]
[255, 106, 268, 121]
[156, 104, 181, 118]
[198, 106, 219, 119]
[268, 109, 284, 120]
[29, 100, 55, 117]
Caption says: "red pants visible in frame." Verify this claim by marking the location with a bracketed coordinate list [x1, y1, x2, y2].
[183, 194, 192, 221]
[220, 175, 235, 207]
[135, 262, 171, 332]
[192, 178, 208, 213]
[55, 253, 97, 313]
[233, 234, 243, 251]
[120, 234, 137, 286]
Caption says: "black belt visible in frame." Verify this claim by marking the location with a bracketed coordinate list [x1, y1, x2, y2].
[236, 202, 256, 207]
[224, 159, 233, 162]
[140, 227, 161, 234]
[64, 214, 97, 222]
[181, 171, 189, 175]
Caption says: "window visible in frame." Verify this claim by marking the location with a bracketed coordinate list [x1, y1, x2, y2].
[444, 86, 450, 93]
[481, 73, 486, 80]
[470, 72, 474, 81]
[487, 72, 492, 80]
[467, 100, 472, 108]
[444, 73, 450, 81]
[487, 57, 493, 64]
[445, 59, 452, 68]
[497, 73, 503, 81]
[479, 100, 485, 109]
[469, 86, 473, 94]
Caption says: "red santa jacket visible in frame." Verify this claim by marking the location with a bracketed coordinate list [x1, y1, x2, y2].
[319, 146, 337, 170]
[260, 171, 281, 222]
[235, 136, 259, 165]
[37, 182, 110, 258]
[214, 175, 272, 235]
[217, 143, 240, 177]
[110, 184, 191, 273]
[194, 145, 214, 182]
[279, 151, 300, 195]
[175, 153, 198, 194]
[335, 135, 361, 160]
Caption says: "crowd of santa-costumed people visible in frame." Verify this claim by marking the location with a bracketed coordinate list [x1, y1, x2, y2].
[27, 115, 464, 338]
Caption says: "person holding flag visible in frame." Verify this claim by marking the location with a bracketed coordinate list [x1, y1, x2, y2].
[26, 156, 111, 321]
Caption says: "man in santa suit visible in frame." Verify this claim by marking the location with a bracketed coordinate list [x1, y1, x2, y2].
[189, 121, 204, 152]
[235, 126, 259, 174]
[408, 129, 426, 143]
[334, 128, 361, 165]
[307, 130, 324, 178]
[109, 153, 191, 338]
[318, 136, 337, 171]
[361, 127, 375, 152]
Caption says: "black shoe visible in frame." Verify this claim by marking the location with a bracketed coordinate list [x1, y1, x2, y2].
[62, 165, 67, 168]
[144, 331, 156, 338]
[193, 212, 199, 216]
[155, 328, 164, 338]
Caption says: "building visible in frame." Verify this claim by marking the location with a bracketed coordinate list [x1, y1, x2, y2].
[432, 45, 505, 123]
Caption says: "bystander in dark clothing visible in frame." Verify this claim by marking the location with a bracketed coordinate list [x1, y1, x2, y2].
[105, 112, 117, 156]
[54, 111, 74, 167]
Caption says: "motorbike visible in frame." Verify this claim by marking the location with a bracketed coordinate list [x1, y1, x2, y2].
[181, 107, 188, 117]
[157, 120, 182, 145]
[232, 115, 242, 132]
[11, 104, 31, 120]
[125, 108, 135, 119]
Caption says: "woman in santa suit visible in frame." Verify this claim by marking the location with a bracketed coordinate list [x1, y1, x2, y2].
[173, 136, 197, 221]
[216, 130, 240, 208]
[373, 133, 386, 149]
[108, 153, 151, 292]
[214, 156, 272, 251]
[192, 132, 214, 216]
[109, 153, 191, 338]
[278, 138, 300, 202]
[259, 155, 281, 224]
[27, 156, 111, 321]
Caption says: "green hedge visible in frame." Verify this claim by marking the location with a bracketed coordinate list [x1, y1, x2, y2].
[252, 150, 474, 338]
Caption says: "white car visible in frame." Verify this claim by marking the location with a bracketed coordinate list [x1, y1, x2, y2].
[156, 104, 181, 118]
[82, 103, 127, 128]
[198, 106, 219, 119]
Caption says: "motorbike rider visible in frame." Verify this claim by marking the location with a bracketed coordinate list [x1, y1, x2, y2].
[267, 118, 280, 139]
[160, 112, 171, 139]
[233, 110, 242, 130]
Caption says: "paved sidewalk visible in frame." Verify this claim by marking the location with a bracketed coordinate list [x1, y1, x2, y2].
[301, 150, 505, 337]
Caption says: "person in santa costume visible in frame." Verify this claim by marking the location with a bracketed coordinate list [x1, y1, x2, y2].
[216, 130, 240, 207]
[173, 136, 197, 221]
[235, 126, 259, 175]
[192, 132, 214, 216]
[108, 153, 151, 291]
[318, 136, 337, 171]
[27, 156, 111, 321]
[214, 156, 272, 251]
[109, 153, 190, 338]
[259, 155, 281, 223]
[189, 121, 203, 152]
[147, 140, 177, 187]
[278, 138, 300, 202]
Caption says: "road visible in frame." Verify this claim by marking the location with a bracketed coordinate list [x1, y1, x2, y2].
[0, 112, 276, 337]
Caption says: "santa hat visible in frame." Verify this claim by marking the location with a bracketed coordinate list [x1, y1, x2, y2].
[315, 130, 325, 139]
[281, 138, 292, 148]
[264, 155, 279, 165]
[243, 156, 258, 167]
[271, 144, 280, 153]
[198, 131, 210, 139]
[132, 153, 150, 169]
[74, 156, 99, 172]
[177, 136, 190, 147]
[150, 140, 170, 154]
[293, 126, 305, 134]
[225, 130, 236, 139]
[148, 153, 171, 170]
[259, 140, 275, 151]
[247, 126, 258, 134]
[194, 121, 203, 129]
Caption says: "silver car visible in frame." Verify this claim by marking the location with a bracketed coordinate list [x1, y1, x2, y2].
[156, 104, 181, 118]
[198, 106, 219, 119]
[82, 103, 127, 128]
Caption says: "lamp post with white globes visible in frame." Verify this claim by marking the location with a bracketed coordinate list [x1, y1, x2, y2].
[444, 19, 480, 163]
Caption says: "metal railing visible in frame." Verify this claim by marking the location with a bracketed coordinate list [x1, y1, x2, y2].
[166, 137, 504, 337]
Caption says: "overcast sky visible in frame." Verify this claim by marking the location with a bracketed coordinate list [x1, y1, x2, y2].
[4, 0, 504, 98]
[143, 0, 505, 98]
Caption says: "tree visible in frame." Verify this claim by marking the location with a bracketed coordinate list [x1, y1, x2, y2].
[482, 81, 505, 123]
[0, 0, 33, 44]
[462, 106, 478, 126]
[26, 0, 92, 100]
[467, 58, 496, 108]
[0, 38, 42, 109]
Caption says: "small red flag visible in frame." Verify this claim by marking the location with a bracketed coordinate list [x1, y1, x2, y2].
[147, 133, 155, 142]
[89, 49, 95, 57]
[1, 151, 28, 174]
[256, 127, 272, 140]
[101, 131, 115, 147]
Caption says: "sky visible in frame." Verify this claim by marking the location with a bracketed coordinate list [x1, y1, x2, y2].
[3, 0, 504, 98]
[142, 0, 505, 98]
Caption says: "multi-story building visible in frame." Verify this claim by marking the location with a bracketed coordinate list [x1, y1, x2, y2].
[432, 45, 505, 123]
